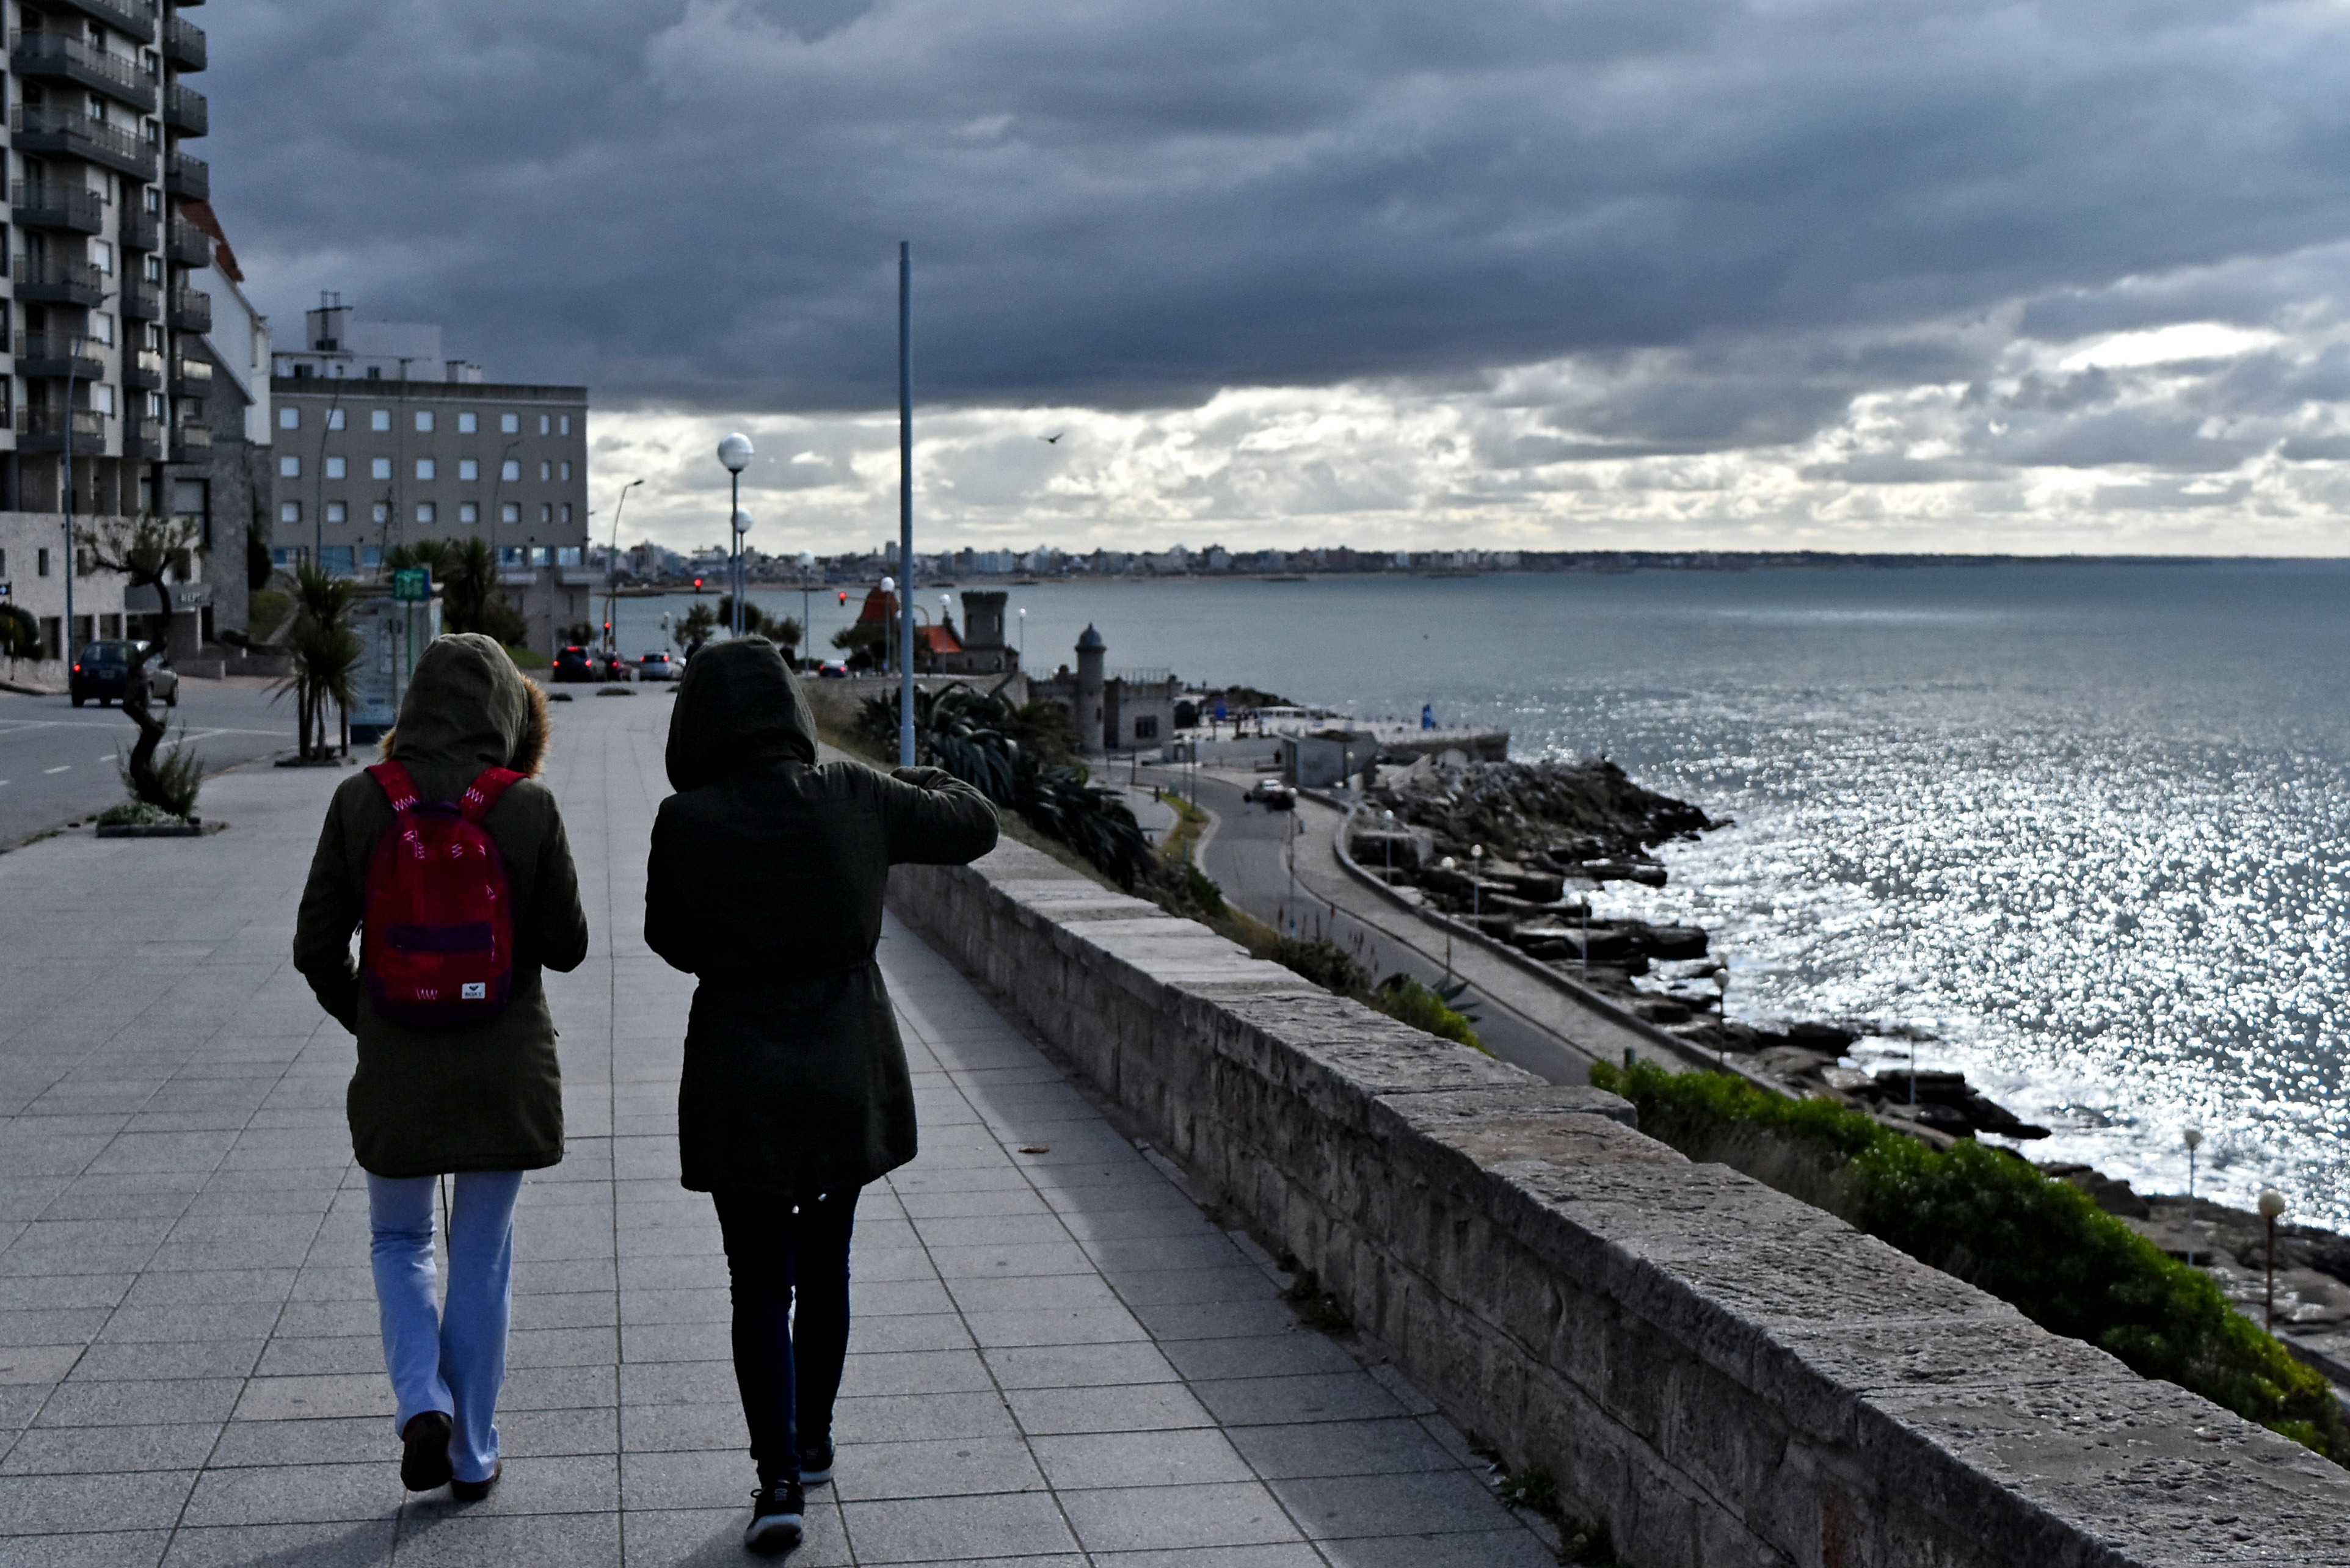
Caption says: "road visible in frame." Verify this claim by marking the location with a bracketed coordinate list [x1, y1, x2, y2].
[0, 677, 296, 846]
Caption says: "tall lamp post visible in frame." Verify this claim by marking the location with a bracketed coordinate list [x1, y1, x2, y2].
[731, 509, 754, 630]
[2183, 1127, 2204, 1269]
[603, 478, 642, 655]
[2258, 1188, 2287, 1330]
[718, 433, 753, 636]
[1017, 606, 1027, 669]
[897, 241, 915, 767]
[798, 550, 815, 667]
[61, 287, 116, 659]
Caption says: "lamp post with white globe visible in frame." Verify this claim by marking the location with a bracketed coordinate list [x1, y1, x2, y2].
[718, 433, 754, 636]
[798, 551, 816, 667]
[731, 508, 754, 636]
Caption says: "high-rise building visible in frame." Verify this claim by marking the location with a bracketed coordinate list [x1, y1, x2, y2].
[0, 0, 224, 664]
[269, 300, 593, 652]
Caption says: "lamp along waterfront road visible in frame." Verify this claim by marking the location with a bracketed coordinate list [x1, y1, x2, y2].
[0, 679, 294, 848]
[0, 686, 1555, 1563]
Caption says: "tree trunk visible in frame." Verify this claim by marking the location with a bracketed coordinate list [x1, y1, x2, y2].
[121, 581, 173, 809]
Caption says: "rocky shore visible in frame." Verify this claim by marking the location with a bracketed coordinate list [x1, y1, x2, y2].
[1351, 752, 2350, 1381]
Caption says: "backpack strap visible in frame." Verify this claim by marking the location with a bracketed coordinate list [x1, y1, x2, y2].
[458, 767, 525, 824]
[366, 761, 421, 815]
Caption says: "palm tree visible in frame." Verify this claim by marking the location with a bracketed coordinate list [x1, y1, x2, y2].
[273, 564, 361, 760]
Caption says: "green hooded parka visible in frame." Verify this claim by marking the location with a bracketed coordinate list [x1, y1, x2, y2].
[293, 633, 589, 1178]
[645, 638, 998, 1197]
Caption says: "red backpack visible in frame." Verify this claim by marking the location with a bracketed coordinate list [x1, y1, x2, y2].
[360, 760, 523, 1026]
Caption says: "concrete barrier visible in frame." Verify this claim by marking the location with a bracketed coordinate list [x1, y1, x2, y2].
[890, 840, 2350, 1567]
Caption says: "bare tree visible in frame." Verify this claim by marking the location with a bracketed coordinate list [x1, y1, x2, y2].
[76, 514, 203, 810]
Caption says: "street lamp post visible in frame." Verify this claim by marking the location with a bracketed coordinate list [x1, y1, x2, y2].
[1017, 606, 1026, 669]
[880, 575, 896, 676]
[718, 434, 753, 636]
[1437, 856, 1457, 980]
[2183, 1127, 2205, 1268]
[2258, 1188, 2288, 1330]
[798, 550, 815, 667]
[604, 478, 642, 655]
[61, 288, 116, 661]
[897, 241, 915, 768]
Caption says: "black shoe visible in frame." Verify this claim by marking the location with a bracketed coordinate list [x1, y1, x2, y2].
[400, 1411, 453, 1493]
[449, 1462, 501, 1504]
[744, 1479, 805, 1555]
[798, 1439, 834, 1487]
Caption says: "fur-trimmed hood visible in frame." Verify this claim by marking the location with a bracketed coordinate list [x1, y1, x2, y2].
[383, 632, 548, 778]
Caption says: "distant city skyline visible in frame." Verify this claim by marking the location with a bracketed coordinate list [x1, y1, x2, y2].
[200, 2, 2350, 556]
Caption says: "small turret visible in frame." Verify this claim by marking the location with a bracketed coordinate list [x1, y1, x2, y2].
[1075, 624, 1106, 752]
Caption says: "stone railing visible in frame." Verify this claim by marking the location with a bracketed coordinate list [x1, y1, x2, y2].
[887, 838, 2350, 1567]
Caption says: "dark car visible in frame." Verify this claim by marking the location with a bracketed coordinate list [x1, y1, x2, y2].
[551, 645, 600, 683]
[70, 641, 178, 709]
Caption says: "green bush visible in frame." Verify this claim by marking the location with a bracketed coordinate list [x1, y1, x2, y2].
[1369, 975, 1484, 1053]
[0, 603, 40, 660]
[1592, 1061, 2349, 1463]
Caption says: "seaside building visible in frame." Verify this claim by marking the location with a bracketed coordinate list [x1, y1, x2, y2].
[930, 590, 1018, 676]
[269, 297, 592, 652]
[0, 0, 223, 670]
[1028, 623, 1178, 753]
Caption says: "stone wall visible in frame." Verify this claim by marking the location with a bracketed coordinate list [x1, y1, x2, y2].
[889, 841, 2350, 1567]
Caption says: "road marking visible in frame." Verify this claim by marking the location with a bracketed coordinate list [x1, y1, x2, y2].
[43, 766, 69, 775]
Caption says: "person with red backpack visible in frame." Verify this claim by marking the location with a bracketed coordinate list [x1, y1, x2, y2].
[293, 633, 589, 1503]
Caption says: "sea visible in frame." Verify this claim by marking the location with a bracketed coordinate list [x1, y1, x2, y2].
[608, 562, 2350, 1227]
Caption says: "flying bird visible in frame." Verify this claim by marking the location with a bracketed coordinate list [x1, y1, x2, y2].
[1040, 432, 1064, 444]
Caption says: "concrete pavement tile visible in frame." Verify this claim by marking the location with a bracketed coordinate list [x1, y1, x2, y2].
[209, 1416, 389, 1467]
[1059, 1479, 1304, 1553]
[1028, 1428, 1255, 1491]
[1191, 1373, 1408, 1428]
[1268, 1470, 1520, 1540]
[38, 1375, 241, 1427]
[834, 1349, 995, 1398]
[829, 1434, 1045, 1503]
[0, 1467, 195, 1531]
[851, 1276, 956, 1317]
[503, 1403, 619, 1459]
[0, 1342, 81, 1384]
[180, 1458, 402, 1526]
[1105, 1265, 1281, 1308]
[925, 1241, 1097, 1282]
[509, 1326, 619, 1368]
[617, 1321, 729, 1363]
[1159, 1332, 1361, 1382]
[121, 1266, 297, 1305]
[501, 1364, 617, 1410]
[842, 1489, 1078, 1563]
[841, 1244, 942, 1283]
[1008, 1381, 1212, 1437]
[619, 1360, 736, 1407]
[0, 1529, 170, 1567]
[67, 1338, 264, 1381]
[1093, 1548, 1323, 1567]
[900, 1212, 1070, 1249]
[511, 1291, 618, 1331]
[1130, 1298, 1303, 1341]
[0, 1274, 131, 1310]
[619, 1445, 757, 1510]
[894, 1188, 1053, 1221]
[158, 1519, 395, 1567]
[402, 1451, 616, 1517]
[831, 1390, 1017, 1445]
[386, 1508, 619, 1566]
[0, 1420, 220, 1475]
[612, 1287, 728, 1325]
[254, 1335, 382, 1377]
[1226, 1418, 1466, 1480]
[842, 1313, 972, 1354]
[618, 1401, 748, 1456]
[95, 1303, 264, 1343]
[979, 1341, 1177, 1390]
[1315, 1528, 1558, 1567]
[0, 1307, 109, 1346]
[622, 1499, 856, 1567]
[233, 1374, 395, 1423]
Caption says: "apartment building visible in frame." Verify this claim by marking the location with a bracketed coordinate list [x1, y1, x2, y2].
[0, 0, 217, 669]
[269, 300, 593, 650]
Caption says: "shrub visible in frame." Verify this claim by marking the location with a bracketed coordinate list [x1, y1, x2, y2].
[1369, 975, 1484, 1053]
[0, 603, 40, 661]
[1592, 1061, 2350, 1463]
[114, 729, 203, 819]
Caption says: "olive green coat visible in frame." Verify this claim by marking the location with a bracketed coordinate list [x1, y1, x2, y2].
[644, 639, 999, 1197]
[293, 634, 589, 1178]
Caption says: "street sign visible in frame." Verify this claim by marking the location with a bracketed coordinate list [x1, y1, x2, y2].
[391, 567, 432, 603]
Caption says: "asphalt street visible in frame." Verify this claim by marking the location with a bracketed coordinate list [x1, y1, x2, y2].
[0, 677, 295, 846]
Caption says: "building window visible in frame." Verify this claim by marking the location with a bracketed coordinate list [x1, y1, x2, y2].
[144, 187, 161, 213]
[415, 458, 435, 481]
[88, 313, 112, 345]
[556, 546, 582, 567]
[539, 415, 551, 435]
[531, 545, 552, 566]
[144, 391, 166, 419]
[415, 410, 434, 433]
[373, 503, 390, 524]
[500, 460, 520, 482]
[559, 461, 572, 481]
[325, 456, 346, 479]
[361, 545, 383, 568]
[415, 503, 435, 524]
[499, 546, 525, 567]
[37, 547, 51, 577]
[321, 545, 354, 574]
[458, 458, 479, 482]
[1132, 716, 1159, 740]
[326, 501, 347, 524]
[538, 462, 550, 482]
[327, 408, 346, 430]
[560, 504, 572, 525]
[370, 409, 390, 431]
[90, 385, 113, 415]
[366, 367, 381, 380]
[559, 415, 572, 435]
[278, 405, 299, 430]
[371, 457, 391, 480]
[459, 502, 479, 524]
[539, 503, 552, 524]
[500, 413, 518, 434]
[90, 242, 112, 275]
[280, 501, 300, 524]
[501, 502, 520, 524]
[458, 412, 478, 434]
[279, 455, 300, 478]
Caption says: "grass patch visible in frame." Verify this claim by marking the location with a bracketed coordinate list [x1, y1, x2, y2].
[1592, 1060, 2350, 1464]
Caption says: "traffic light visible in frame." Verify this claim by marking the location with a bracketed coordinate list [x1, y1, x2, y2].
[837, 590, 848, 604]
[693, 577, 704, 591]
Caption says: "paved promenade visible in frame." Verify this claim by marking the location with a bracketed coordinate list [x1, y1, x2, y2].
[0, 694, 1550, 1564]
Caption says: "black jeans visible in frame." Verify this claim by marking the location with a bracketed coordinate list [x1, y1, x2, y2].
[711, 1188, 860, 1484]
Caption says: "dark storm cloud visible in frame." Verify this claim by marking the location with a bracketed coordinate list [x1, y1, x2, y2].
[206, 0, 2350, 435]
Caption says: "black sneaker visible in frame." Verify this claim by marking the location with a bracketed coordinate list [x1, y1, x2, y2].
[798, 1439, 834, 1487]
[449, 1461, 501, 1504]
[744, 1478, 805, 1555]
[400, 1411, 453, 1493]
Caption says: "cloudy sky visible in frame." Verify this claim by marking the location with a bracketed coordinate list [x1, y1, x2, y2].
[208, 0, 2350, 556]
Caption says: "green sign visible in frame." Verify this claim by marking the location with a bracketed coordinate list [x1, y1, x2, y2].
[392, 567, 432, 603]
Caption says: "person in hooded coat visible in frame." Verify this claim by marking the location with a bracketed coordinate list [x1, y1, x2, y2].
[293, 633, 589, 1502]
[644, 638, 996, 1552]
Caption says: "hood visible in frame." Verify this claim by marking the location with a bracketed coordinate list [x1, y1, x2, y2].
[666, 636, 818, 791]
[385, 633, 548, 775]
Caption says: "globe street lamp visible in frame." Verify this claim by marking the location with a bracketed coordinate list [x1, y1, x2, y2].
[798, 550, 815, 667]
[2258, 1188, 2287, 1330]
[880, 575, 897, 676]
[2183, 1127, 2205, 1268]
[718, 433, 753, 636]
[732, 507, 754, 637]
[1017, 606, 1027, 668]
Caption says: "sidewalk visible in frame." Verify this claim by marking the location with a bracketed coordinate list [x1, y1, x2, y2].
[0, 692, 1551, 1564]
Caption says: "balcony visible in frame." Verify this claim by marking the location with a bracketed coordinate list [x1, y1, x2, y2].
[166, 219, 208, 267]
[163, 149, 207, 201]
[12, 105, 158, 182]
[10, 31, 158, 113]
[12, 253, 106, 307]
[129, 416, 165, 460]
[15, 333, 105, 381]
[162, 13, 203, 71]
[169, 286, 210, 332]
[13, 405, 107, 455]
[122, 280, 160, 321]
[171, 355, 211, 397]
[32, 0, 154, 46]
[163, 82, 205, 137]
[126, 350, 164, 391]
[10, 181, 104, 234]
[173, 419, 210, 456]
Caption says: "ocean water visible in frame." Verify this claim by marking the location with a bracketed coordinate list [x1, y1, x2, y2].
[611, 562, 2350, 1225]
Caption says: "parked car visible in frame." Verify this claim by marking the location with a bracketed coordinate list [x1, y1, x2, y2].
[70, 641, 178, 709]
[1245, 777, 1296, 809]
[634, 652, 680, 683]
[552, 645, 630, 683]
[815, 660, 851, 679]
